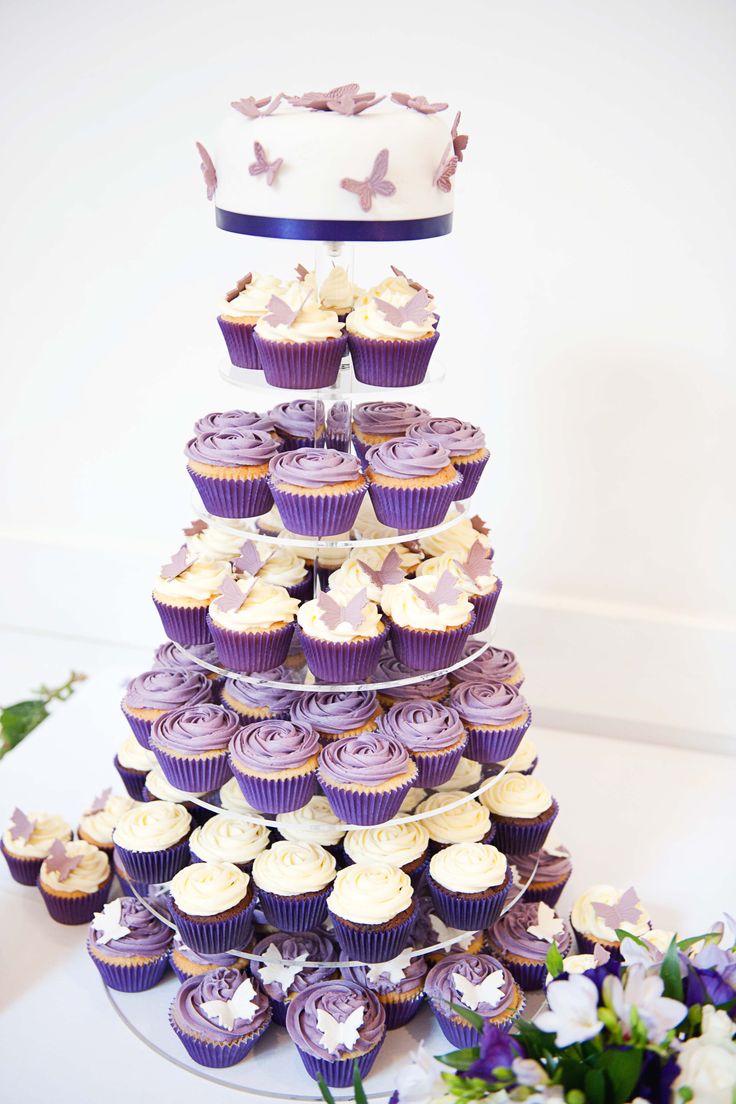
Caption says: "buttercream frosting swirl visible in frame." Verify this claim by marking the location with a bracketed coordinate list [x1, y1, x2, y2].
[269, 399, 324, 439]
[219, 272, 285, 319]
[252, 840, 336, 896]
[269, 448, 363, 489]
[416, 549, 497, 597]
[376, 700, 466, 753]
[510, 841, 571, 886]
[89, 896, 172, 957]
[319, 265, 356, 311]
[429, 842, 507, 893]
[151, 703, 241, 755]
[409, 416, 486, 456]
[326, 544, 418, 603]
[219, 777, 264, 817]
[154, 558, 231, 602]
[222, 671, 301, 716]
[347, 287, 435, 340]
[253, 546, 307, 588]
[170, 860, 250, 917]
[420, 515, 492, 559]
[208, 577, 299, 632]
[425, 952, 517, 1017]
[291, 691, 380, 736]
[433, 756, 482, 793]
[343, 821, 429, 869]
[123, 669, 213, 712]
[40, 839, 110, 894]
[276, 796, 347, 847]
[189, 813, 269, 865]
[153, 641, 220, 672]
[499, 735, 538, 773]
[319, 731, 414, 787]
[285, 980, 385, 1059]
[3, 811, 72, 858]
[194, 409, 275, 435]
[353, 401, 429, 436]
[571, 885, 651, 942]
[488, 901, 572, 960]
[145, 769, 202, 803]
[251, 931, 337, 1000]
[481, 773, 553, 820]
[366, 437, 452, 480]
[327, 861, 414, 924]
[186, 523, 255, 565]
[374, 655, 450, 702]
[450, 683, 529, 726]
[186, 428, 279, 468]
[451, 645, 523, 686]
[297, 593, 383, 643]
[171, 967, 270, 1041]
[255, 284, 343, 344]
[415, 791, 491, 845]
[79, 794, 139, 845]
[113, 800, 191, 852]
[229, 718, 319, 773]
[116, 734, 158, 773]
[381, 575, 473, 631]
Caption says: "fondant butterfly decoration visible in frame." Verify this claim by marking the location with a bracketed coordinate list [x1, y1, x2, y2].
[87, 786, 112, 815]
[46, 839, 82, 882]
[390, 91, 448, 114]
[356, 548, 405, 588]
[9, 808, 35, 843]
[390, 265, 428, 295]
[195, 142, 217, 201]
[316, 588, 368, 631]
[294, 263, 310, 281]
[316, 1006, 364, 1055]
[593, 943, 612, 966]
[453, 969, 505, 1012]
[433, 144, 458, 193]
[216, 573, 255, 613]
[340, 149, 396, 213]
[249, 141, 283, 186]
[288, 84, 383, 115]
[161, 545, 192, 580]
[201, 977, 259, 1029]
[592, 887, 642, 928]
[456, 540, 491, 587]
[367, 946, 414, 984]
[231, 93, 282, 118]
[470, 514, 489, 536]
[93, 899, 131, 945]
[527, 901, 565, 942]
[225, 274, 253, 304]
[257, 943, 309, 989]
[183, 518, 208, 536]
[451, 112, 469, 162]
[374, 289, 432, 328]
[262, 291, 312, 329]
[411, 570, 459, 613]
[431, 913, 474, 951]
[234, 540, 269, 577]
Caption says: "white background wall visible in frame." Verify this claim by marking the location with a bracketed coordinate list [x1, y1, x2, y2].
[1, 0, 734, 743]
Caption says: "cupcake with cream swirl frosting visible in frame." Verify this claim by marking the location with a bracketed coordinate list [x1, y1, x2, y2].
[276, 796, 347, 851]
[217, 270, 285, 369]
[112, 799, 192, 884]
[254, 284, 347, 390]
[427, 841, 511, 930]
[296, 587, 387, 682]
[343, 820, 430, 885]
[570, 884, 651, 959]
[268, 448, 366, 537]
[169, 860, 255, 955]
[207, 576, 299, 674]
[38, 839, 112, 925]
[415, 790, 493, 850]
[481, 772, 558, 855]
[346, 286, 440, 387]
[188, 812, 269, 871]
[327, 861, 415, 964]
[252, 840, 336, 931]
[416, 544, 501, 633]
[2, 809, 73, 886]
[381, 572, 475, 673]
[153, 557, 231, 645]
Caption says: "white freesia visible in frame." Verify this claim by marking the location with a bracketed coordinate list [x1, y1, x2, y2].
[535, 975, 604, 1047]
[673, 1006, 736, 1103]
[602, 964, 686, 1044]
[392, 1043, 447, 1104]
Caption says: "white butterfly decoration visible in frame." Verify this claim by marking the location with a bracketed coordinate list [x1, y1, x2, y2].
[316, 1006, 364, 1055]
[452, 969, 506, 1012]
[367, 946, 414, 984]
[201, 978, 259, 1029]
[431, 914, 475, 952]
[527, 901, 565, 943]
[542, 833, 568, 858]
[257, 943, 309, 990]
[92, 899, 131, 945]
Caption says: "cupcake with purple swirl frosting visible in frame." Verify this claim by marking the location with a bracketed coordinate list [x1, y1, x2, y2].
[169, 967, 272, 1068]
[318, 731, 418, 826]
[290, 690, 383, 744]
[150, 703, 240, 793]
[449, 682, 531, 764]
[487, 900, 573, 990]
[185, 428, 279, 519]
[425, 951, 524, 1046]
[251, 930, 338, 1026]
[450, 643, 525, 688]
[376, 700, 468, 788]
[169, 932, 252, 982]
[220, 670, 301, 723]
[351, 401, 429, 464]
[285, 979, 386, 1087]
[121, 669, 214, 750]
[366, 437, 461, 530]
[87, 895, 172, 991]
[409, 416, 489, 501]
[373, 655, 450, 708]
[228, 718, 319, 813]
[152, 641, 223, 698]
[269, 399, 325, 451]
[341, 947, 428, 1029]
[268, 448, 367, 537]
[508, 840, 572, 906]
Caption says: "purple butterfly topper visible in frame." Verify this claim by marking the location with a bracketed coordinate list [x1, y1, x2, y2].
[593, 943, 612, 966]
[217, 574, 255, 614]
[161, 545, 192, 580]
[390, 91, 448, 114]
[451, 112, 469, 162]
[87, 787, 112, 815]
[390, 265, 428, 295]
[9, 808, 35, 843]
[340, 149, 396, 213]
[225, 273, 253, 304]
[234, 540, 270, 577]
[249, 141, 283, 186]
[294, 263, 310, 281]
[374, 289, 432, 329]
[288, 84, 384, 115]
[433, 144, 458, 193]
[456, 541, 491, 587]
[411, 570, 460, 614]
[592, 887, 643, 929]
[183, 518, 208, 536]
[470, 515, 489, 536]
[231, 93, 282, 118]
[195, 142, 217, 201]
[316, 588, 368, 632]
[46, 839, 82, 882]
[262, 291, 311, 329]
[356, 548, 405, 588]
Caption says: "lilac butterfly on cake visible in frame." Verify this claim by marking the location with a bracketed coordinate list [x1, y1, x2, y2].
[340, 149, 396, 213]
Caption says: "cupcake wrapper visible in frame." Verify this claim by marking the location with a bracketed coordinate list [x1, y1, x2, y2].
[113, 758, 148, 802]
[38, 874, 112, 926]
[170, 1013, 269, 1068]
[412, 742, 466, 789]
[454, 453, 489, 501]
[319, 776, 412, 827]
[521, 876, 569, 908]
[269, 997, 290, 1027]
[287, 576, 314, 602]
[279, 434, 323, 453]
[121, 706, 154, 750]
[217, 318, 260, 370]
[430, 996, 524, 1048]
[296, 625, 388, 683]
[368, 477, 460, 530]
[187, 468, 273, 520]
[497, 957, 547, 991]
[269, 482, 366, 537]
[351, 436, 370, 466]
[208, 617, 295, 674]
[493, 799, 559, 856]
[88, 947, 169, 992]
[297, 1037, 384, 1087]
[329, 906, 415, 963]
[570, 926, 622, 961]
[255, 332, 347, 390]
[348, 331, 440, 387]
[113, 837, 190, 885]
[152, 744, 232, 794]
[383, 993, 424, 1030]
[389, 614, 475, 674]
[465, 715, 531, 765]
[408, 854, 430, 889]
[170, 896, 255, 955]
[230, 763, 316, 814]
[470, 579, 503, 634]
[1, 844, 43, 887]
[256, 887, 329, 932]
[152, 597, 211, 646]
[427, 871, 511, 930]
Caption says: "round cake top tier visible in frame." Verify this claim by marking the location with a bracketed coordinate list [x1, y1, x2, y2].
[197, 86, 468, 241]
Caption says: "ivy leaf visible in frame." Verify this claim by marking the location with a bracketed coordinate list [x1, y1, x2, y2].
[660, 936, 684, 1001]
[316, 1076, 336, 1104]
[352, 1062, 368, 1104]
[449, 1002, 484, 1031]
[600, 1047, 643, 1104]
[0, 700, 48, 748]
[546, 941, 565, 978]
[436, 1047, 480, 1070]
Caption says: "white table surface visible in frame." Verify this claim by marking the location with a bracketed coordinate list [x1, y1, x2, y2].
[1, 651, 734, 1103]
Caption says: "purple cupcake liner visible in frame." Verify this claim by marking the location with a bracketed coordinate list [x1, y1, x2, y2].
[113, 836, 190, 885]
[217, 317, 260, 370]
[170, 1012, 269, 1068]
[269, 996, 290, 1026]
[368, 476, 460, 530]
[256, 887, 329, 932]
[152, 596, 211, 646]
[1, 844, 43, 886]
[426, 871, 511, 931]
[38, 874, 112, 926]
[389, 613, 475, 674]
[465, 715, 531, 765]
[255, 332, 347, 390]
[230, 763, 316, 814]
[151, 744, 232, 795]
[297, 625, 388, 683]
[287, 576, 313, 602]
[496, 955, 547, 991]
[453, 453, 489, 501]
[297, 1036, 384, 1087]
[351, 435, 370, 465]
[470, 579, 503, 634]
[187, 467, 273, 520]
[113, 757, 148, 802]
[412, 742, 466, 789]
[348, 331, 440, 388]
[571, 925, 622, 961]
[329, 906, 416, 963]
[113, 860, 149, 898]
[269, 482, 366, 537]
[169, 895, 256, 955]
[120, 705, 154, 749]
[493, 799, 559, 857]
[382, 993, 424, 1030]
[88, 946, 170, 992]
[319, 776, 413, 827]
[208, 617, 295, 674]
[521, 876, 569, 908]
[430, 994, 524, 1048]
[278, 433, 323, 453]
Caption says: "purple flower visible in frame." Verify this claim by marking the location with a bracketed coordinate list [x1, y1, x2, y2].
[634, 1051, 681, 1104]
[683, 962, 736, 1010]
[465, 1024, 524, 1080]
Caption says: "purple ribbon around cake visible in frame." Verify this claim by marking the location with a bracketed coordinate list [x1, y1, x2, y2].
[230, 718, 319, 771]
[171, 967, 271, 1041]
[269, 448, 362, 488]
[291, 691, 379, 735]
[319, 730, 410, 785]
[409, 416, 486, 456]
[341, 952, 427, 996]
[488, 901, 572, 960]
[223, 671, 301, 714]
[285, 980, 385, 1059]
[352, 401, 429, 435]
[251, 931, 337, 999]
[376, 700, 465, 752]
[449, 682, 528, 725]
[269, 399, 325, 437]
[153, 642, 220, 672]
[194, 410, 275, 434]
[425, 952, 516, 1017]
[365, 436, 451, 478]
[374, 657, 450, 701]
[453, 645, 520, 684]
[124, 669, 213, 711]
[152, 703, 242, 754]
[88, 898, 172, 957]
[510, 846, 572, 885]
[186, 428, 279, 468]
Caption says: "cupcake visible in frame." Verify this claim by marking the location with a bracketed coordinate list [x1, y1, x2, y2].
[341, 946, 427, 1029]
[327, 862, 415, 962]
[420, 513, 493, 560]
[325, 546, 415, 606]
[296, 588, 388, 682]
[319, 264, 358, 321]
[290, 690, 382, 744]
[346, 286, 439, 387]
[251, 930, 338, 1025]
[286, 979, 386, 1087]
[228, 718, 320, 814]
[432, 756, 483, 793]
[376, 700, 467, 788]
[152, 553, 230, 646]
[489, 735, 538, 777]
[207, 575, 299, 674]
[150, 703, 240, 793]
[186, 429, 279, 520]
[365, 438, 461, 530]
[217, 271, 286, 369]
[169, 861, 256, 954]
[425, 952, 524, 1046]
[416, 543, 501, 633]
[414, 791, 492, 849]
[1, 808, 72, 886]
[507, 837, 572, 905]
[343, 821, 430, 885]
[450, 644, 525, 688]
[487, 900, 573, 990]
[87, 895, 172, 991]
[449, 683, 531, 764]
[381, 572, 476, 673]
[170, 967, 272, 1067]
[254, 285, 347, 389]
[112, 800, 192, 884]
[269, 399, 325, 451]
[570, 884, 652, 959]
[220, 670, 301, 723]
[373, 655, 450, 708]
[480, 773, 559, 855]
[252, 841, 336, 930]
[169, 933, 252, 982]
[351, 401, 429, 464]
[78, 791, 139, 854]
[275, 796, 347, 853]
[38, 839, 112, 925]
[188, 812, 269, 871]
[318, 731, 418, 826]
[268, 449, 366, 537]
[426, 842, 511, 930]
[121, 669, 213, 750]
[409, 416, 489, 501]
[114, 736, 158, 801]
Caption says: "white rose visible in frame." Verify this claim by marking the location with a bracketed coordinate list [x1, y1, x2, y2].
[673, 1007, 736, 1103]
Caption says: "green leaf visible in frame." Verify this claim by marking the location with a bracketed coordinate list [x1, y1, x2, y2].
[600, 1047, 643, 1104]
[660, 936, 684, 1001]
[0, 700, 48, 747]
[615, 928, 647, 948]
[436, 1047, 480, 1070]
[352, 1061, 368, 1104]
[584, 1067, 606, 1104]
[316, 1075, 336, 1104]
[450, 1002, 484, 1031]
[678, 931, 720, 951]
[547, 941, 565, 978]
